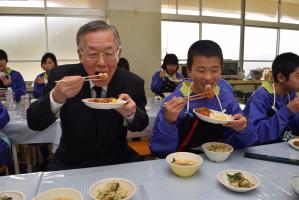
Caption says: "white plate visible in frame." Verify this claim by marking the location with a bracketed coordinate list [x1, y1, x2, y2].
[33, 188, 83, 200]
[89, 178, 136, 200]
[193, 108, 233, 124]
[168, 78, 183, 84]
[82, 98, 127, 109]
[288, 138, 299, 150]
[0, 71, 7, 78]
[0, 190, 25, 200]
[217, 169, 260, 192]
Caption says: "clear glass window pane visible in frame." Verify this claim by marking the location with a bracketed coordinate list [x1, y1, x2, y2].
[0, 0, 43, 7]
[161, 0, 176, 14]
[245, 0, 278, 22]
[244, 27, 277, 60]
[202, 0, 241, 19]
[47, 0, 105, 9]
[0, 16, 46, 60]
[279, 29, 299, 55]
[281, 0, 299, 24]
[9, 61, 43, 81]
[243, 61, 273, 77]
[202, 23, 240, 60]
[161, 21, 199, 60]
[47, 17, 101, 60]
[178, 0, 199, 16]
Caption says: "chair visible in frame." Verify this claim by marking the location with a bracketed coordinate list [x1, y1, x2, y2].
[128, 139, 153, 159]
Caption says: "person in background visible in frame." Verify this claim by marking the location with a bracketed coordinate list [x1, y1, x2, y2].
[151, 54, 184, 97]
[27, 20, 149, 170]
[117, 57, 130, 71]
[243, 52, 299, 144]
[0, 101, 11, 175]
[0, 49, 26, 102]
[150, 40, 256, 158]
[33, 53, 58, 98]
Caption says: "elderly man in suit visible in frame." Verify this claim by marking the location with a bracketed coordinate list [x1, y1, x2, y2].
[27, 20, 149, 170]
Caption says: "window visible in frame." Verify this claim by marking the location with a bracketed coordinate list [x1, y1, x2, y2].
[281, 0, 299, 24]
[244, 27, 277, 61]
[47, 0, 105, 9]
[202, 0, 241, 19]
[0, 16, 46, 61]
[245, 0, 278, 22]
[202, 23, 240, 60]
[0, 0, 43, 7]
[161, 21, 199, 60]
[48, 17, 99, 60]
[279, 29, 299, 54]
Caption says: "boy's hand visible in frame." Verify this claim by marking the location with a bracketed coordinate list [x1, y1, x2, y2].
[223, 114, 247, 132]
[287, 97, 299, 113]
[159, 70, 166, 78]
[0, 75, 12, 86]
[35, 76, 45, 84]
[163, 96, 186, 124]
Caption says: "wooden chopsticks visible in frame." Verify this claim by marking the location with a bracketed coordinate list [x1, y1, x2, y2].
[55, 75, 101, 83]
[162, 91, 213, 107]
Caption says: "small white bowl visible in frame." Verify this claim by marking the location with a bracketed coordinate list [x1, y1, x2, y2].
[33, 188, 83, 200]
[0, 190, 25, 200]
[217, 169, 260, 192]
[166, 152, 203, 177]
[288, 138, 299, 151]
[291, 176, 299, 195]
[89, 178, 136, 200]
[202, 142, 234, 162]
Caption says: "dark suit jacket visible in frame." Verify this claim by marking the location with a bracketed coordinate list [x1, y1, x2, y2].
[27, 63, 149, 170]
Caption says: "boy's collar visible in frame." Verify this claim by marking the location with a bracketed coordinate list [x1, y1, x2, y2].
[6, 67, 12, 74]
[180, 81, 220, 97]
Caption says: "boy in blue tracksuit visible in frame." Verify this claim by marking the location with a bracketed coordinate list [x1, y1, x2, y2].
[150, 40, 257, 158]
[33, 52, 58, 98]
[151, 54, 184, 97]
[0, 101, 11, 175]
[0, 49, 26, 102]
[243, 52, 299, 144]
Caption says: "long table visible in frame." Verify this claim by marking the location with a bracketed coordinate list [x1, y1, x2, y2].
[36, 142, 298, 200]
[1, 142, 298, 199]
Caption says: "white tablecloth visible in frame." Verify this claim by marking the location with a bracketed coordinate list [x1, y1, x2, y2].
[35, 142, 299, 200]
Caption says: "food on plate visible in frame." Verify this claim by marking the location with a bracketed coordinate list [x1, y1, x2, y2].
[206, 143, 231, 152]
[97, 72, 108, 80]
[171, 158, 198, 166]
[227, 172, 255, 188]
[194, 107, 213, 117]
[0, 196, 12, 200]
[204, 84, 215, 99]
[87, 98, 117, 103]
[96, 181, 128, 200]
[212, 113, 231, 121]
[52, 198, 74, 200]
[293, 140, 299, 147]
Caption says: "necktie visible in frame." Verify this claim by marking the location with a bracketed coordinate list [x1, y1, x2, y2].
[93, 86, 102, 98]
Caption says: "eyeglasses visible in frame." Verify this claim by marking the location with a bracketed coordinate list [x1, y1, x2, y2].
[80, 48, 119, 61]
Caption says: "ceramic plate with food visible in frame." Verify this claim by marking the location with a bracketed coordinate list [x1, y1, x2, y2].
[217, 170, 260, 192]
[168, 77, 183, 84]
[0, 190, 25, 200]
[0, 71, 7, 78]
[82, 98, 126, 109]
[89, 178, 136, 200]
[288, 138, 299, 150]
[193, 107, 232, 124]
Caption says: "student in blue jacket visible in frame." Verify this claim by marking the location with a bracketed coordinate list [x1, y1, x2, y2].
[0, 49, 26, 102]
[151, 54, 184, 97]
[150, 40, 256, 158]
[0, 101, 9, 129]
[33, 52, 58, 98]
[243, 52, 299, 144]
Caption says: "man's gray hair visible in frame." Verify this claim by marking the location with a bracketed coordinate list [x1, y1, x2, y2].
[76, 20, 121, 48]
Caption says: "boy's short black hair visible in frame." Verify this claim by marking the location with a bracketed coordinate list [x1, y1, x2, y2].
[162, 54, 179, 70]
[187, 40, 223, 69]
[272, 52, 299, 82]
[0, 49, 8, 62]
[41, 52, 58, 67]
